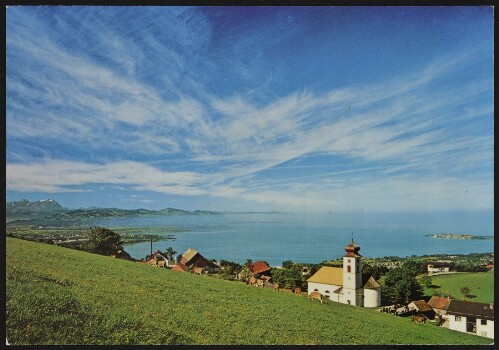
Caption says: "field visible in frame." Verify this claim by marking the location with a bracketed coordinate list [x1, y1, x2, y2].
[6, 238, 492, 345]
[424, 272, 494, 303]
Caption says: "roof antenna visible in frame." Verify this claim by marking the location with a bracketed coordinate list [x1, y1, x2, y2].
[351, 232, 354, 243]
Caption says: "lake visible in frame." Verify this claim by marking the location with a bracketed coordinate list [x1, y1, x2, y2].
[94, 211, 494, 266]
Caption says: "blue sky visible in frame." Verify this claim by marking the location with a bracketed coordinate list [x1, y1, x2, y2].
[6, 6, 494, 212]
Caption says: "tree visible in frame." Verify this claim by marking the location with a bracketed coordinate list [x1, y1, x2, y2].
[282, 260, 294, 269]
[419, 275, 433, 288]
[363, 263, 388, 280]
[83, 226, 123, 256]
[460, 286, 471, 298]
[271, 267, 302, 289]
[401, 259, 427, 276]
[164, 247, 177, 261]
[384, 267, 423, 305]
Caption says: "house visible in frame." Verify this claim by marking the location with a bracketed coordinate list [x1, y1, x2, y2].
[428, 296, 451, 317]
[238, 260, 272, 281]
[408, 300, 435, 319]
[447, 300, 494, 339]
[146, 250, 174, 267]
[427, 263, 450, 275]
[177, 248, 220, 273]
[111, 249, 134, 261]
[307, 240, 381, 307]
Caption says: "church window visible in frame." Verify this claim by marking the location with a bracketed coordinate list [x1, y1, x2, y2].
[314, 289, 318, 292]
[325, 290, 330, 293]
[347, 265, 351, 273]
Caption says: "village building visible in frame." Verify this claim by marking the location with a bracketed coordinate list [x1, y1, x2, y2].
[446, 300, 494, 339]
[307, 240, 381, 307]
[408, 300, 435, 319]
[428, 296, 451, 317]
[111, 249, 134, 261]
[173, 248, 220, 274]
[238, 260, 272, 280]
[427, 263, 450, 275]
[145, 250, 174, 267]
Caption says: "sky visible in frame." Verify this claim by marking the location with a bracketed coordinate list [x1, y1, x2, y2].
[6, 6, 494, 213]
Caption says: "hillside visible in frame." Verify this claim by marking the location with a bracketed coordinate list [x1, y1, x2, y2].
[424, 273, 494, 303]
[6, 238, 492, 345]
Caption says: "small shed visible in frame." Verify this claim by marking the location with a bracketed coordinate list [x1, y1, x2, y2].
[408, 300, 435, 319]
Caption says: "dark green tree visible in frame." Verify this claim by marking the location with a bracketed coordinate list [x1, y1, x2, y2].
[83, 226, 123, 255]
[419, 275, 433, 288]
[460, 286, 471, 298]
[164, 247, 177, 261]
[363, 263, 388, 280]
[401, 259, 427, 276]
[271, 267, 302, 289]
[384, 267, 423, 304]
[282, 260, 294, 269]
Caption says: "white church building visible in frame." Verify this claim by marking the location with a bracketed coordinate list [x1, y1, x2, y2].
[307, 240, 381, 307]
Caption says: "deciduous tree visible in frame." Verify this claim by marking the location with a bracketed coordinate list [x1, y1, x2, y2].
[83, 226, 123, 256]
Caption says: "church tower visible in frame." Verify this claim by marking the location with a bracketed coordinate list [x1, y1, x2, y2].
[342, 237, 363, 306]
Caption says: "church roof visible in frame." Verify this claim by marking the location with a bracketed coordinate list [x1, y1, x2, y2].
[307, 266, 343, 285]
[362, 275, 381, 289]
[344, 241, 362, 257]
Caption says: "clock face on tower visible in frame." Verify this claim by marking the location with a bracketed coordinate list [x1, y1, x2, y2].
[347, 259, 351, 263]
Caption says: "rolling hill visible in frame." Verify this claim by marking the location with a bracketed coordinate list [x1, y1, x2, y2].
[6, 238, 492, 345]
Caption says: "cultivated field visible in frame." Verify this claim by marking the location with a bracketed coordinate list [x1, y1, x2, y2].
[6, 238, 492, 345]
[424, 272, 494, 303]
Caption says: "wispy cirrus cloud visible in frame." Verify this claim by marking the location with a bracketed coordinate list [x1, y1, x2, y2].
[6, 7, 493, 212]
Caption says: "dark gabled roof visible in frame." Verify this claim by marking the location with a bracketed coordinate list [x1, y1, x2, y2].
[410, 300, 433, 312]
[447, 300, 494, 320]
[428, 296, 451, 310]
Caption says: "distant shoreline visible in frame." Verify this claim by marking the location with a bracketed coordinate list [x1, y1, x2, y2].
[426, 233, 493, 240]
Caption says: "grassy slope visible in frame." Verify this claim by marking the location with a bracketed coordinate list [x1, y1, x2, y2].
[6, 238, 492, 345]
[424, 273, 494, 303]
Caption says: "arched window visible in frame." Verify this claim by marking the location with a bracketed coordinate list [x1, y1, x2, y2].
[314, 289, 318, 292]
[325, 290, 330, 294]
[347, 265, 351, 273]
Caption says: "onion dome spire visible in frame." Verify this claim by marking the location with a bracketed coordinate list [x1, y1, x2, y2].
[344, 233, 362, 257]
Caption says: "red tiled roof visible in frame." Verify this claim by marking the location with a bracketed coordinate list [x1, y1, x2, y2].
[250, 261, 271, 275]
[428, 296, 451, 310]
[486, 264, 494, 269]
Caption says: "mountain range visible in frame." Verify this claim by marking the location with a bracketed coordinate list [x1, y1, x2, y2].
[6, 199, 220, 225]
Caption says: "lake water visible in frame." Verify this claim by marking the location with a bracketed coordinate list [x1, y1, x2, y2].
[94, 211, 494, 266]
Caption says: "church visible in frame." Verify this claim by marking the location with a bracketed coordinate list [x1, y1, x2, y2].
[307, 239, 381, 307]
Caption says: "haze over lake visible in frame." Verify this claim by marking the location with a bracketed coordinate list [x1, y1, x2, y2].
[95, 211, 494, 266]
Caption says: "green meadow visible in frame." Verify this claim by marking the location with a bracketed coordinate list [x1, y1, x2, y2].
[424, 272, 494, 303]
[6, 238, 492, 345]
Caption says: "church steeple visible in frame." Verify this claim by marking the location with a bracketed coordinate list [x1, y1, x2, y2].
[344, 235, 362, 257]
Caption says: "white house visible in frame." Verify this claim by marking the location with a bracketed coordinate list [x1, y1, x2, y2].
[447, 300, 494, 339]
[307, 240, 381, 307]
[427, 263, 450, 274]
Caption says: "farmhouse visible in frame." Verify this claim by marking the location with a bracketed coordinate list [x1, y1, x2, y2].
[307, 240, 381, 307]
[176, 248, 220, 273]
[146, 250, 174, 267]
[238, 260, 272, 281]
[408, 300, 435, 319]
[446, 300, 494, 339]
[428, 296, 451, 317]
[427, 263, 450, 275]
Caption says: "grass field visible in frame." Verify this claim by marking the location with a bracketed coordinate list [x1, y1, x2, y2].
[424, 272, 494, 303]
[6, 238, 492, 345]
